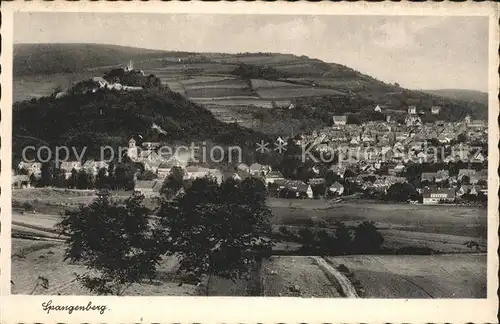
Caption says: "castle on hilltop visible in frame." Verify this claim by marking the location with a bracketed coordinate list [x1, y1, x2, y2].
[124, 60, 145, 76]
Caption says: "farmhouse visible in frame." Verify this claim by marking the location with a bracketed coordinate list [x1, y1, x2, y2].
[408, 105, 417, 114]
[431, 106, 442, 115]
[332, 116, 347, 126]
[374, 105, 382, 112]
[422, 187, 456, 204]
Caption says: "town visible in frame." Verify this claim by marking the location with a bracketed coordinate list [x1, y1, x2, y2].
[13, 102, 488, 206]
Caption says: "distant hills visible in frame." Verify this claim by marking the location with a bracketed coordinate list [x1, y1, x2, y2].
[14, 43, 178, 76]
[419, 89, 488, 106]
[13, 43, 488, 141]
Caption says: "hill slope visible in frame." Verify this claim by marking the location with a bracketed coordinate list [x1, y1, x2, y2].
[13, 44, 488, 137]
[14, 43, 177, 76]
[419, 89, 488, 106]
[13, 86, 266, 163]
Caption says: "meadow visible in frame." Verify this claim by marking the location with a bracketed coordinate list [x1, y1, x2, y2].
[268, 198, 487, 253]
[325, 254, 487, 298]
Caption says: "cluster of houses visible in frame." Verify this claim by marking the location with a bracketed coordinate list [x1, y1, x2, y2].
[12, 101, 488, 205]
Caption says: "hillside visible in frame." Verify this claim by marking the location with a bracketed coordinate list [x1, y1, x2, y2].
[12, 84, 267, 164]
[13, 44, 488, 137]
[13, 43, 177, 76]
[419, 89, 488, 106]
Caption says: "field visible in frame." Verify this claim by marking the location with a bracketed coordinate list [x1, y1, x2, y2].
[11, 238, 199, 296]
[261, 256, 342, 297]
[269, 198, 487, 253]
[10, 190, 489, 297]
[11, 240, 486, 298]
[326, 254, 487, 298]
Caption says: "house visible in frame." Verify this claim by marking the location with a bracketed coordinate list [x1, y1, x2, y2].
[332, 116, 347, 126]
[249, 163, 270, 176]
[237, 163, 250, 173]
[275, 179, 313, 198]
[157, 158, 185, 178]
[458, 169, 476, 180]
[393, 163, 405, 174]
[265, 170, 285, 185]
[12, 175, 31, 189]
[18, 161, 42, 177]
[464, 115, 472, 124]
[60, 161, 82, 178]
[431, 106, 441, 115]
[421, 172, 438, 183]
[207, 169, 224, 184]
[422, 187, 456, 204]
[185, 166, 223, 184]
[435, 170, 450, 182]
[83, 160, 109, 176]
[328, 182, 344, 196]
[142, 142, 161, 150]
[416, 152, 428, 163]
[309, 178, 326, 185]
[134, 180, 162, 197]
[456, 185, 472, 197]
[468, 120, 486, 128]
[471, 151, 486, 163]
[374, 105, 382, 113]
[186, 166, 210, 180]
[408, 105, 417, 114]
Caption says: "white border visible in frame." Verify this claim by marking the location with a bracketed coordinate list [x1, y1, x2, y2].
[1, 1, 498, 323]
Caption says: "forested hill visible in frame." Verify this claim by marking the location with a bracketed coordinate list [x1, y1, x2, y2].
[14, 43, 176, 76]
[13, 43, 488, 139]
[12, 86, 267, 162]
[419, 89, 488, 106]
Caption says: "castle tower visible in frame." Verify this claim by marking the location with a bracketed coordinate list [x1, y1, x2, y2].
[125, 60, 134, 72]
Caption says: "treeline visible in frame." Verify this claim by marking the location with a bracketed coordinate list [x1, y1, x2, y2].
[28, 162, 138, 191]
[278, 221, 384, 255]
[103, 69, 163, 88]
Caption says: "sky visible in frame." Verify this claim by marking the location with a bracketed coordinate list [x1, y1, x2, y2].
[14, 13, 489, 91]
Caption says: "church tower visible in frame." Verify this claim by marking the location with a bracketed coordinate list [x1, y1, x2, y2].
[127, 137, 138, 160]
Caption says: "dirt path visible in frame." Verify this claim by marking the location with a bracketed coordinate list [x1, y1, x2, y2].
[312, 257, 358, 298]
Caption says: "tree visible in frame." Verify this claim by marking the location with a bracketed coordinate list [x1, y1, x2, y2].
[76, 169, 93, 189]
[346, 114, 361, 125]
[159, 166, 184, 199]
[57, 191, 161, 295]
[137, 170, 157, 181]
[155, 177, 274, 295]
[386, 182, 418, 202]
[351, 221, 384, 254]
[95, 168, 109, 189]
[40, 162, 54, 187]
[52, 168, 67, 188]
[67, 168, 78, 189]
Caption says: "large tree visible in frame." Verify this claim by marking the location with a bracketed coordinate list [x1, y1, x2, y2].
[155, 176, 273, 295]
[57, 191, 161, 295]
